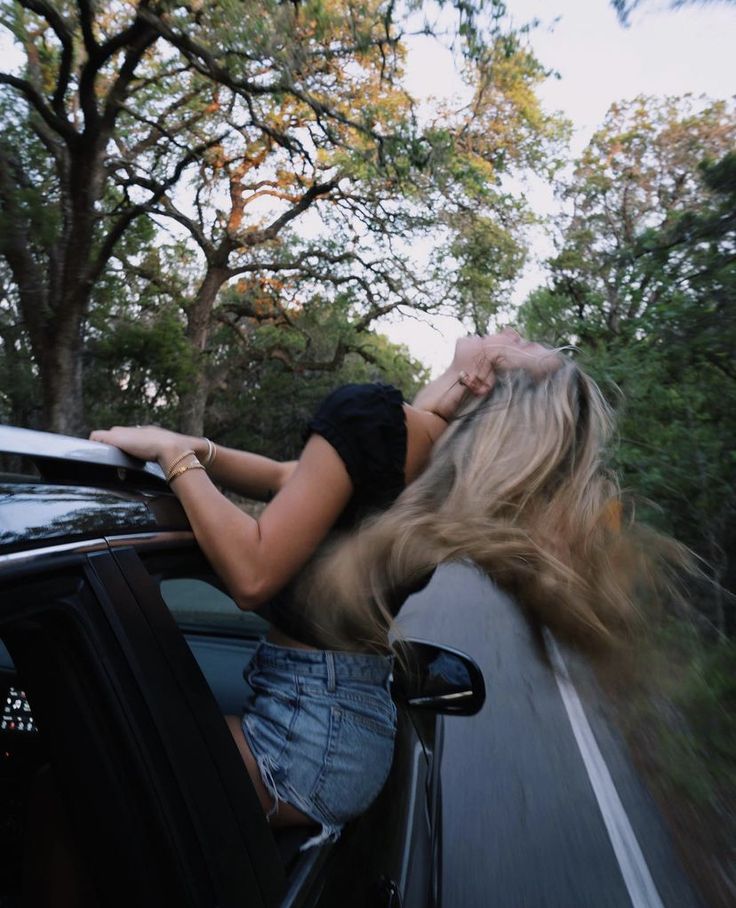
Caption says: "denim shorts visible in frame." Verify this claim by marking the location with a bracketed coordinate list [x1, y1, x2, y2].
[240, 641, 397, 849]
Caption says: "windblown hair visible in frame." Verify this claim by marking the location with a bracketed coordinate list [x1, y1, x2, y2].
[295, 360, 689, 655]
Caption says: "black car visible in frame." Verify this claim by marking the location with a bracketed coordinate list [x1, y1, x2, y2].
[0, 426, 485, 908]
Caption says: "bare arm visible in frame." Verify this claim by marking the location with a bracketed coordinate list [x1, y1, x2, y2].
[162, 435, 351, 609]
[188, 438, 298, 500]
[90, 426, 352, 610]
[412, 371, 466, 422]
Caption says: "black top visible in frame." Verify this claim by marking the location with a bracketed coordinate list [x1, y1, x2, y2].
[307, 382, 407, 529]
[258, 382, 427, 646]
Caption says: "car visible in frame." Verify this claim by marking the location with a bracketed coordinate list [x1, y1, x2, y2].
[0, 426, 485, 908]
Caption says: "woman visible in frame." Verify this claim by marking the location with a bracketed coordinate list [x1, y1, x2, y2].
[89, 329, 678, 847]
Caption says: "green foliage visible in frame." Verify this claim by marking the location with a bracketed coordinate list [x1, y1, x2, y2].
[626, 620, 736, 806]
[520, 97, 736, 634]
[0, 311, 37, 427]
[441, 210, 528, 333]
[84, 303, 195, 429]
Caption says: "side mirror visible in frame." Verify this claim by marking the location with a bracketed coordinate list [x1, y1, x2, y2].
[391, 638, 486, 716]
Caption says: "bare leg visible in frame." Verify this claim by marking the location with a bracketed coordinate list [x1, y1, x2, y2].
[225, 715, 315, 828]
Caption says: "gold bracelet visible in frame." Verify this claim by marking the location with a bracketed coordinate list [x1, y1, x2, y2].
[201, 437, 216, 468]
[164, 449, 195, 477]
[167, 460, 206, 483]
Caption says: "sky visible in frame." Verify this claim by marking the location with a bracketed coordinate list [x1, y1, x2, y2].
[383, 0, 736, 374]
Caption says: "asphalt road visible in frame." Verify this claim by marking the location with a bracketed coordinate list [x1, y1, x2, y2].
[397, 563, 704, 908]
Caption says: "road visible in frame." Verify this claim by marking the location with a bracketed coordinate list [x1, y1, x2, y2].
[397, 563, 704, 908]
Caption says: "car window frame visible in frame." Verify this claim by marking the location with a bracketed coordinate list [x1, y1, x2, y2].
[128, 538, 443, 908]
[104, 545, 286, 903]
[130, 543, 344, 904]
[0, 553, 206, 907]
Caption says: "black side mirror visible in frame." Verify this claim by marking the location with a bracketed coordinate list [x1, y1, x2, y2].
[391, 638, 486, 716]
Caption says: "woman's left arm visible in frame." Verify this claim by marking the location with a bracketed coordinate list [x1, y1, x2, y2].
[89, 426, 353, 610]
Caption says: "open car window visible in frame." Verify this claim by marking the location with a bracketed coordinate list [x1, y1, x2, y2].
[160, 577, 269, 638]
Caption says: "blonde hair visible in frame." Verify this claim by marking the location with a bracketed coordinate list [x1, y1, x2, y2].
[295, 360, 688, 654]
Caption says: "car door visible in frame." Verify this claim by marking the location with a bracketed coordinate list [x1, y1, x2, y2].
[0, 545, 284, 908]
[122, 538, 440, 908]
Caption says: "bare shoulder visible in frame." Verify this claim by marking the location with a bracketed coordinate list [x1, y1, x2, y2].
[403, 404, 447, 484]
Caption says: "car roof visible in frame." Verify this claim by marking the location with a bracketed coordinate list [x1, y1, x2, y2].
[0, 425, 188, 557]
[0, 425, 166, 481]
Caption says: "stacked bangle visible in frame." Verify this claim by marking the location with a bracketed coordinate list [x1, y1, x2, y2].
[164, 450, 194, 475]
[167, 459, 205, 483]
[201, 437, 217, 468]
[164, 450, 205, 483]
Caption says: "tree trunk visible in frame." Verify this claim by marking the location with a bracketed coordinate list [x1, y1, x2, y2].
[38, 320, 85, 436]
[178, 379, 211, 438]
[177, 265, 229, 437]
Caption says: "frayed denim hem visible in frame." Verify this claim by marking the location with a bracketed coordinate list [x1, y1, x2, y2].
[298, 821, 342, 851]
[242, 719, 343, 851]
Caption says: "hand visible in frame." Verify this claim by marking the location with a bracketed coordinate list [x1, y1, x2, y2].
[452, 329, 560, 388]
[451, 336, 496, 397]
[89, 425, 192, 464]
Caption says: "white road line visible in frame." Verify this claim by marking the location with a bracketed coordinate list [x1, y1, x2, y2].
[543, 629, 665, 908]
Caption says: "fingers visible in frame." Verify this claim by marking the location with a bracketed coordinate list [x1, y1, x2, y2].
[88, 427, 132, 447]
[458, 370, 494, 397]
[90, 425, 143, 439]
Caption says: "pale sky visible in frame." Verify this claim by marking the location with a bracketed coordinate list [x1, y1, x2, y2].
[384, 0, 736, 374]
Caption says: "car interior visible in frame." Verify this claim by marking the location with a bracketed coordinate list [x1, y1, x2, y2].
[0, 637, 99, 908]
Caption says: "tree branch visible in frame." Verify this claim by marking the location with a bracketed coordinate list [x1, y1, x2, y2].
[77, 0, 99, 57]
[88, 135, 224, 286]
[147, 197, 212, 256]
[0, 73, 77, 143]
[99, 22, 158, 134]
[226, 249, 363, 278]
[16, 0, 75, 116]
[137, 6, 385, 149]
[240, 176, 341, 246]
[114, 90, 209, 160]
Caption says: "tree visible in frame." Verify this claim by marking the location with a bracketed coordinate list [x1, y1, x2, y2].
[0, 0, 221, 432]
[523, 97, 735, 343]
[520, 96, 736, 631]
[0, 0, 564, 435]
[103, 4, 564, 434]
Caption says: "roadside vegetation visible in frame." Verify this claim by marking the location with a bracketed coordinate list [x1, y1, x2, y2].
[600, 621, 736, 907]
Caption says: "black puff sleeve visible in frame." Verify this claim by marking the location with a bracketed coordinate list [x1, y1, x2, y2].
[306, 383, 407, 511]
